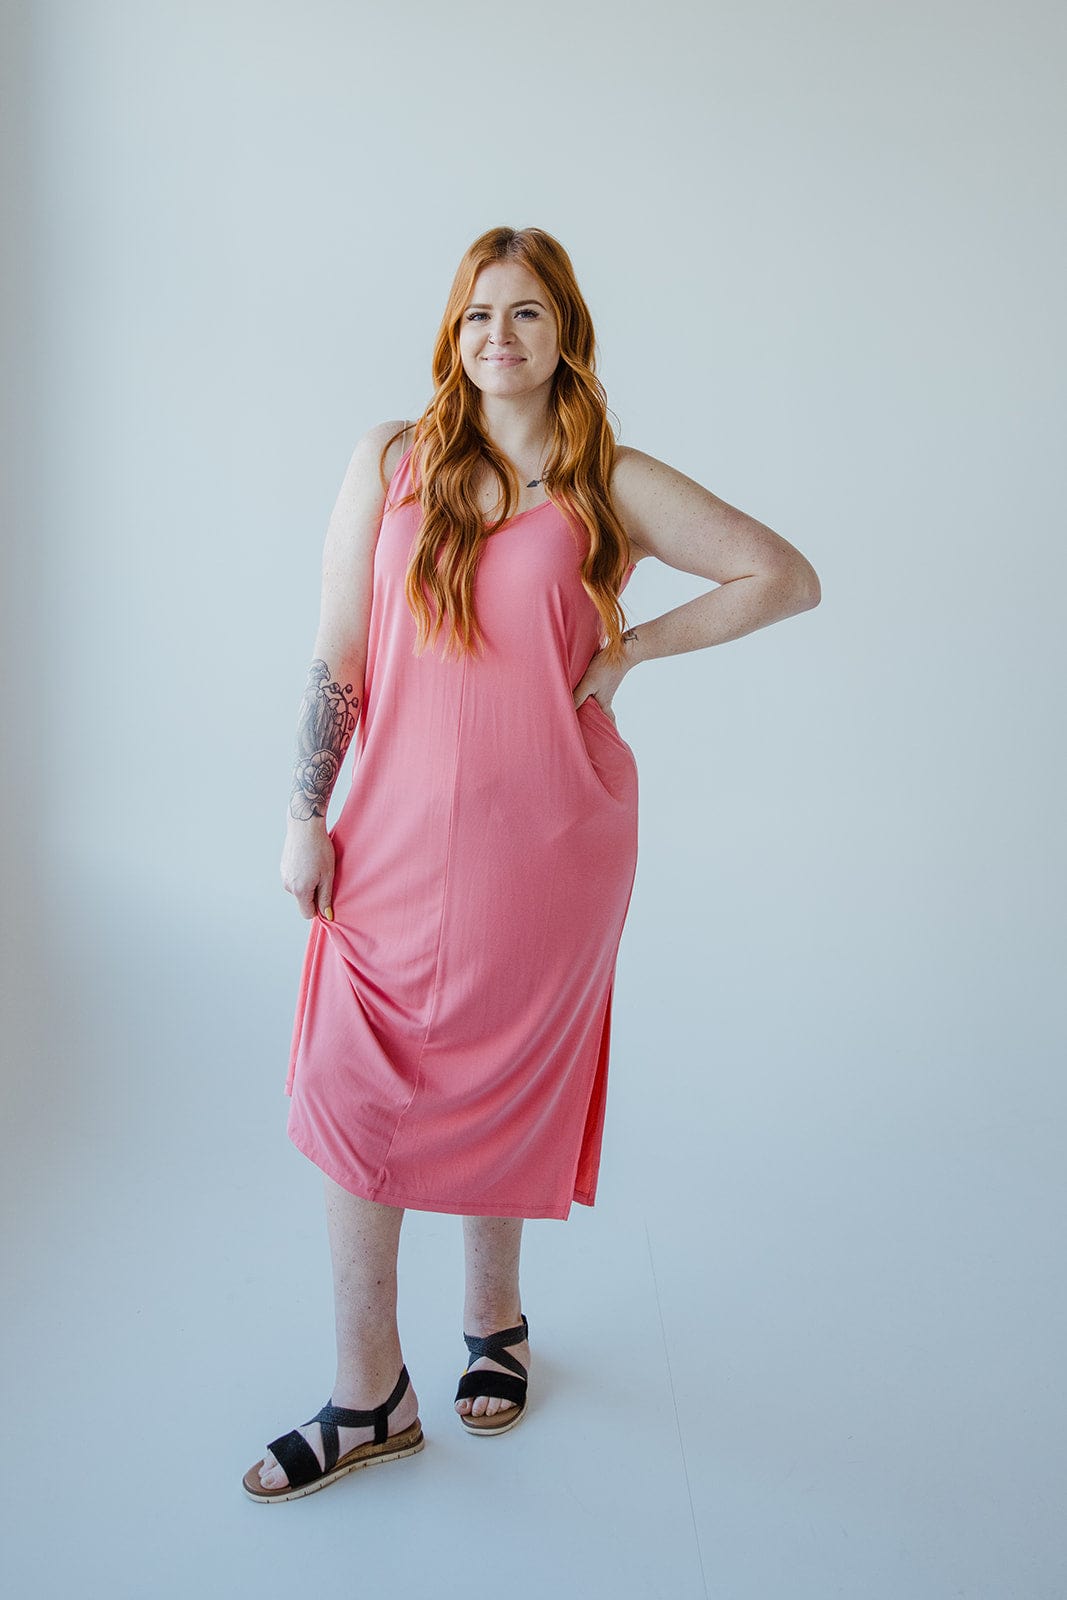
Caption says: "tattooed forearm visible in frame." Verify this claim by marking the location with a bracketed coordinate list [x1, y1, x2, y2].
[622, 628, 639, 643]
[289, 658, 361, 821]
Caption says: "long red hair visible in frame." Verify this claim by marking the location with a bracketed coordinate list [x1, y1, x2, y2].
[377, 225, 633, 667]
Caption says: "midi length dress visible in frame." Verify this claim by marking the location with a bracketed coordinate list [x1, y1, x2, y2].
[284, 445, 639, 1220]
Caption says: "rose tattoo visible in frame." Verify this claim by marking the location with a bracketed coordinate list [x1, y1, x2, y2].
[289, 659, 361, 820]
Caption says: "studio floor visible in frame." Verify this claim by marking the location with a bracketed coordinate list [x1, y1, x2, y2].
[5, 1105, 1063, 1600]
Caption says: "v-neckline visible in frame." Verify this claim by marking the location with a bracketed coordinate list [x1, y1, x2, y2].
[483, 500, 554, 533]
[482, 499, 637, 575]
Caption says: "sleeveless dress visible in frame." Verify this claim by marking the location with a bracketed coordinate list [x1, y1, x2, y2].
[284, 444, 639, 1220]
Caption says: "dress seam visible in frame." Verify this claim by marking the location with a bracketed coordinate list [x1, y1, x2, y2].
[374, 645, 467, 1186]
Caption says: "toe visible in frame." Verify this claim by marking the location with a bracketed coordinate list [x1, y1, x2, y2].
[258, 1447, 293, 1491]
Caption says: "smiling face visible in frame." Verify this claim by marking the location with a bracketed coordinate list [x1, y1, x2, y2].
[458, 259, 561, 400]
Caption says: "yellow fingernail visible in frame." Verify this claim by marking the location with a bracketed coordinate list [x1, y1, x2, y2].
[324, 907, 334, 921]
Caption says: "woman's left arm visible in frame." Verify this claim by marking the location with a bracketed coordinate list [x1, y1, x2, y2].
[610, 446, 822, 671]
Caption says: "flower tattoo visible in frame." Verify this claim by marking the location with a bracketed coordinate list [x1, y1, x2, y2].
[289, 659, 361, 820]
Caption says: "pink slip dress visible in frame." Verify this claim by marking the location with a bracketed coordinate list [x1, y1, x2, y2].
[284, 444, 639, 1220]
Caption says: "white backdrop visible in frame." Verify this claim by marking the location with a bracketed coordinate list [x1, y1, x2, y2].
[4, 2, 1064, 1596]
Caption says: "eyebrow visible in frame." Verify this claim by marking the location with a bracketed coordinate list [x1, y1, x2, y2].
[466, 299, 547, 310]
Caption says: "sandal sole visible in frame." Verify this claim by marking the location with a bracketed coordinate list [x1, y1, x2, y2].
[458, 1404, 527, 1437]
[243, 1422, 424, 1503]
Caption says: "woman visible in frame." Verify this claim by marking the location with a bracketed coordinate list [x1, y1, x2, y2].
[243, 225, 821, 1502]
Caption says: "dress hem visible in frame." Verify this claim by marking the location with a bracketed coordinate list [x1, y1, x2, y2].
[286, 1123, 594, 1221]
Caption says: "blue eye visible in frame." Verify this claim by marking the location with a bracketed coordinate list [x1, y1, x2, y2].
[464, 309, 539, 321]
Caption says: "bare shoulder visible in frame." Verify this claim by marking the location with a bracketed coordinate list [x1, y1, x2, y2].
[325, 419, 417, 529]
[360, 418, 417, 485]
[608, 443, 820, 592]
[320, 420, 415, 573]
[608, 444, 719, 558]
[610, 443, 720, 565]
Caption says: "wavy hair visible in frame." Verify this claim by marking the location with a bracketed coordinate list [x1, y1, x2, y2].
[376, 225, 633, 667]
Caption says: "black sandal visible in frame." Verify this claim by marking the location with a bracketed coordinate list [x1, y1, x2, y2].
[454, 1313, 530, 1436]
[243, 1364, 424, 1502]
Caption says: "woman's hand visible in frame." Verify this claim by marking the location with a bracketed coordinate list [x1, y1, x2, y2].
[572, 640, 637, 720]
[281, 819, 336, 920]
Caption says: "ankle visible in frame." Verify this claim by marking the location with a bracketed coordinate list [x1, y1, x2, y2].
[463, 1302, 524, 1335]
[333, 1341, 405, 1396]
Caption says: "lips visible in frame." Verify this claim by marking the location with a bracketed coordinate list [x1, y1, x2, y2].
[484, 356, 524, 365]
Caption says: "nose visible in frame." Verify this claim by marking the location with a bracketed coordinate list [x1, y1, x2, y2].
[487, 318, 513, 345]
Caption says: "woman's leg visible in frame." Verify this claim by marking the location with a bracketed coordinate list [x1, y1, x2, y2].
[257, 1176, 419, 1489]
[455, 1214, 531, 1419]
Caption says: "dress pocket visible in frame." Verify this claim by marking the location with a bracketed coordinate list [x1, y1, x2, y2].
[576, 696, 638, 798]
[580, 695, 629, 742]
[582, 696, 618, 728]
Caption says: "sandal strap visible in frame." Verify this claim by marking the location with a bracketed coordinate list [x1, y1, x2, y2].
[454, 1369, 528, 1407]
[463, 1343, 527, 1380]
[266, 1426, 326, 1489]
[268, 1364, 412, 1482]
[462, 1313, 529, 1376]
[315, 1364, 411, 1454]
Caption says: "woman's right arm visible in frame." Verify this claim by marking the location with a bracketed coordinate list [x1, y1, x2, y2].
[281, 418, 413, 919]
